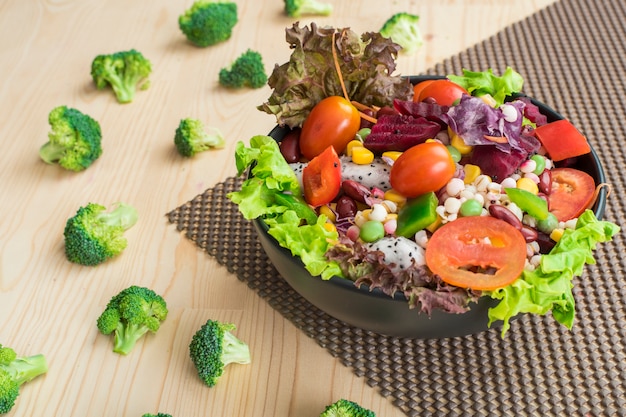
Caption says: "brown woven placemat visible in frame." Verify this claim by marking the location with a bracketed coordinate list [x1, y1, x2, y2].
[167, 0, 626, 415]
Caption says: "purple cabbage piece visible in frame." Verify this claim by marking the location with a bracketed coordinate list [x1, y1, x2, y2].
[363, 114, 442, 153]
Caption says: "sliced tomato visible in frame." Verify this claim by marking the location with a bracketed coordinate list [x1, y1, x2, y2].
[412, 80, 435, 102]
[548, 167, 596, 222]
[425, 216, 527, 291]
[416, 79, 469, 106]
[302, 145, 342, 207]
[533, 119, 591, 161]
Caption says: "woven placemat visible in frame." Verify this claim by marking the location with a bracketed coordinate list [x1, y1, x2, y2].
[168, 0, 626, 415]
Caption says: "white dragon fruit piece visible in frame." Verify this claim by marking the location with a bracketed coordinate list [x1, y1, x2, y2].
[365, 236, 426, 272]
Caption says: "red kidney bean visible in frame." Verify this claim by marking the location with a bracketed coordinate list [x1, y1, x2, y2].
[535, 231, 556, 253]
[279, 129, 301, 163]
[335, 195, 358, 219]
[342, 180, 370, 204]
[488, 204, 522, 230]
[538, 169, 552, 194]
[359, 108, 375, 129]
[520, 225, 538, 243]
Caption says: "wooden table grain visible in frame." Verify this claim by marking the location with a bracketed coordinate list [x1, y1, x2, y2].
[0, 1, 556, 416]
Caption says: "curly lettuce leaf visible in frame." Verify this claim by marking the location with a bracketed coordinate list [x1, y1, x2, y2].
[487, 210, 620, 337]
[258, 22, 413, 128]
[447, 66, 524, 106]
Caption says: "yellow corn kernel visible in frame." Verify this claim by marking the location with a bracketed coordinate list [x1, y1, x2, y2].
[479, 94, 497, 107]
[448, 127, 473, 155]
[426, 215, 443, 233]
[318, 205, 336, 223]
[360, 208, 372, 220]
[425, 138, 436, 143]
[385, 213, 398, 222]
[346, 140, 363, 156]
[463, 164, 481, 184]
[382, 151, 403, 161]
[516, 177, 539, 194]
[550, 228, 564, 242]
[351, 146, 375, 165]
[323, 222, 337, 233]
[384, 189, 407, 205]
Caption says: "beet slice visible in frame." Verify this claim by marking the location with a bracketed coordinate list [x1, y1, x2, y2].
[363, 114, 442, 153]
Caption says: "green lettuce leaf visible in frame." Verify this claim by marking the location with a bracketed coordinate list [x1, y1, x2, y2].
[447, 66, 524, 106]
[258, 22, 413, 128]
[487, 210, 620, 337]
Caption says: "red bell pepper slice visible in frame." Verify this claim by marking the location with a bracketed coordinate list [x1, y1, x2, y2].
[302, 145, 342, 207]
[533, 119, 591, 161]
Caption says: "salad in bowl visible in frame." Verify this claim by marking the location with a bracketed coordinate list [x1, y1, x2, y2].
[228, 23, 619, 338]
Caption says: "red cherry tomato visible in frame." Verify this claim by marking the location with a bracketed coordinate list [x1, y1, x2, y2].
[416, 79, 469, 106]
[389, 141, 456, 198]
[299, 96, 361, 161]
[412, 80, 435, 102]
[425, 216, 527, 291]
[302, 145, 342, 207]
[548, 167, 596, 222]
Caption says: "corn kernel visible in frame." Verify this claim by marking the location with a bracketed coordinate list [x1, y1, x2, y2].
[382, 151, 403, 161]
[318, 205, 336, 223]
[426, 215, 443, 233]
[360, 208, 372, 220]
[384, 189, 407, 205]
[479, 94, 497, 107]
[385, 213, 398, 221]
[516, 177, 539, 194]
[448, 127, 473, 155]
[351, 146, 375, 164]
[550, 228, 564, 242]
[323, 222, 337, 233]
[463, 164, 481, 184]
[346, 140, 363, 156]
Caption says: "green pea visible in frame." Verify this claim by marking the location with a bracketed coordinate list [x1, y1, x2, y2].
[359, 220, 385, 242]
[356, 128, 371, 141]
[446, 145, 462, 163]
[536, 212, 559, 234]
[531, 154, 546, 175]
[460, 199, 483, 217]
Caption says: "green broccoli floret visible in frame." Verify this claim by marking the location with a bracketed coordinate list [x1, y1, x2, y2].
[63, 202, 139, 266]
[189, 320, 250, 387]
[320, 399, 376, 417]
[284, 0, 332, 17]
[142, 413, 172, 417]
[39, 105, 102, 172]
[91, 49, 152, 103]
[218, 49, 268, 89]
[174, 118, 225, 157]
[0, 344, 48, 415]
[97, 286, 168, 355]
[179, 1, 238, 47]
[379, 12, 423, 55]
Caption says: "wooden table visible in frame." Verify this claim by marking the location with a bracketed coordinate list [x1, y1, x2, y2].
[0, 1, 556, 416]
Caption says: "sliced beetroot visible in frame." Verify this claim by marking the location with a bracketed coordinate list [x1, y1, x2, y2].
[393, 99, 450, 125]
[363, 114, 442, 153]
[469, 145, 528, 181]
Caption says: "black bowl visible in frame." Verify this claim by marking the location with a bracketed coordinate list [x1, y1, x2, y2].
[252, 75, 608, 339]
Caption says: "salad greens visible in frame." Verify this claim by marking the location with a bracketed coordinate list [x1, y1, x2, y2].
[447, 66, 524, 106]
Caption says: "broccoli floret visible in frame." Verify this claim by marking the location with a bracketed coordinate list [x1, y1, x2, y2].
[189, 320, 250, 387]
[63, 202, 139, 266]
[218, 49, 268, 89]
[91, 49, 152, 103]
[142, 413, 172, 417]
[39, 105, 102, 172]
[0, 344, 48, 415]
[97, 286, 168, 355]
[179, 1, 238, 47]
[379, 12, 423, 55]
[284, 0, 332, 17]
[174, 118, 225, 157]
[320, 399, 376, 417]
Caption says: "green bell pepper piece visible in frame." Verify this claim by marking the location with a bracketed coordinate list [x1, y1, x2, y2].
[395, 191, 438, 238]
[504, 187, 549, 220]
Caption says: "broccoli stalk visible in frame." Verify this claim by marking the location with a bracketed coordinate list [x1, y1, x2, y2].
[218, 49, 267, 89]
[320, 399, 377, 417]
[0, 344, 48, 414]
[179, 1, 238, 47]
[63, 202, 139, 266]
[189, 320, 250, 387]
[91, 49, 152, 103]
[97, 286, 169, 355]
[284, 0, 333, 17]
[174, 118, 225, 157]
[379, 13, 423, 55]
[39, 105, 103, 172]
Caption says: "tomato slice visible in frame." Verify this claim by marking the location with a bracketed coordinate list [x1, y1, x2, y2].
[416, 79, 469, 106]
[548, 167, 596, 222]
[302, 145, 342, 207]
[412, 80, 435, 102]
[533, 119, 591, 161]
[425, 216, 527, 291]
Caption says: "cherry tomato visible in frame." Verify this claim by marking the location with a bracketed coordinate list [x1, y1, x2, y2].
[412, 80, 435, 102]
[425, 216, 527, 291]
[548, 167, 596, 222]
[389, 141, 456, 198]
[302, 145, 342, 207]
[416, 79, 468, 106]
[299, 96, 361, 161]
[533, 119, 591, 161]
